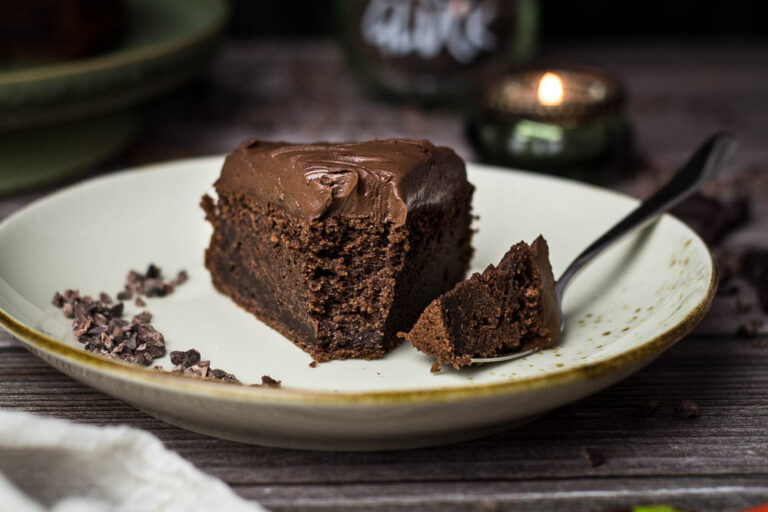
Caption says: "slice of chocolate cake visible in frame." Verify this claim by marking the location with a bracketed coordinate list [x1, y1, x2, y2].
[202, 138, 474, 362]
[406, 236, 560, 369]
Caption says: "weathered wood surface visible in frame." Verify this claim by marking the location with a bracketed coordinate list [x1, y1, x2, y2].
[1, 40, 767, 511]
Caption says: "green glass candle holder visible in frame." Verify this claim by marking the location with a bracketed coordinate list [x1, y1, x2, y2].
[467, 68, 632, 182]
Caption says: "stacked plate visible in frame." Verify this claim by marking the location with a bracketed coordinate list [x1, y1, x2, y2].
[0, 0, 227, 193]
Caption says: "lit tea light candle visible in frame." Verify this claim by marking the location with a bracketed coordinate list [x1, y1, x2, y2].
[467, 68, 630, 181]
[537, 72, 564, 106]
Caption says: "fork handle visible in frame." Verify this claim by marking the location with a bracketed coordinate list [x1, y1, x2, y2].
[554, 132, 737, 302]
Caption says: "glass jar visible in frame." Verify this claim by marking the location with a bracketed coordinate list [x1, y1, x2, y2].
[336, 0, 539, 104]
[466, 68, 633, 182]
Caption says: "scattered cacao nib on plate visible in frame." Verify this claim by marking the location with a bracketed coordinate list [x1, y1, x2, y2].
[169, 349, 199, 366]
[116, 264, 189, 303]
[752, 338, 768, 349]
[168, 349, 240, 383]
[52, 265, 281, 388]
[675, 399, 700, 418]
[582, 447, 606, 467]
[260, 375, 281, 388]
[51, 265, 185, 369]
[51, 289, 166, 366]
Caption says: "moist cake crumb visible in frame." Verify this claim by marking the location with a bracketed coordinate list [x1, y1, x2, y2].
[405, 236, 560, 368]
[202, 138, 474, 362]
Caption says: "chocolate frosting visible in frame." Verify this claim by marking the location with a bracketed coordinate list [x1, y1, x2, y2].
[214, 138, 468, 226]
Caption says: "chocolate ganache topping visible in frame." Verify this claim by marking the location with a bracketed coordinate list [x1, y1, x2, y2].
[214, 138, 468, 226]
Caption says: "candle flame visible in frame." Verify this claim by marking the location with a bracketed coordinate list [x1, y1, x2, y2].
[538, 72, 564, 106]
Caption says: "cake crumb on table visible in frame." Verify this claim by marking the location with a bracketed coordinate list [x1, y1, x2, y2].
[675, 400, 700, 418]
[635, 399, 660, 417]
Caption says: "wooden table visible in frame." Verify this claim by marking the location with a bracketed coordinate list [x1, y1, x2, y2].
[2, 40, 767, 512]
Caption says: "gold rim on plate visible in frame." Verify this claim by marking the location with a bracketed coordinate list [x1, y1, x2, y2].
[0, 253, 717, 406]
[0, 158, 718, 406]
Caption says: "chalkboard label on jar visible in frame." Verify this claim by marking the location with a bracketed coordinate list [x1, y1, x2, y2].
[339, 0, 538, 102]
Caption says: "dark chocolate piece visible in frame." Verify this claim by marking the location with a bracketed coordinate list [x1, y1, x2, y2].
[405, 236, 559, 368]
[741, 249, 768, 312]
[203, 138, 474, 361]
[671, 193, 749, 246]
[675, 400, 700, 418]
[635, 399, 660, 417]
[582, 447, 606, 467]
[736, 319, 763, 338]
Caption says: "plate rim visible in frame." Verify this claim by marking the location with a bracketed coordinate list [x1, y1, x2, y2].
[0, 158, 718, 406]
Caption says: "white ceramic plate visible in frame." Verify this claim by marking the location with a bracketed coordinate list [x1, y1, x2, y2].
[0, 158, 716, 450]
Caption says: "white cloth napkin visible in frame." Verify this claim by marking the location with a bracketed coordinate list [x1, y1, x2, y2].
[0, 409, 265, 512]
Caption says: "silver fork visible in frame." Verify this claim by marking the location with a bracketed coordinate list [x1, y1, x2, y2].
[471, 132, 737, 364]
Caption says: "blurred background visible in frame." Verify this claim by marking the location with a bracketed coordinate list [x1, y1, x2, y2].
[0, 0, 766, 197]
[2, 5, 767, 510]
[230, 1, 766, 37]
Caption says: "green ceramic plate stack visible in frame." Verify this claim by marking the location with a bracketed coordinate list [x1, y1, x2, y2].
[0, 0, 227, 194]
